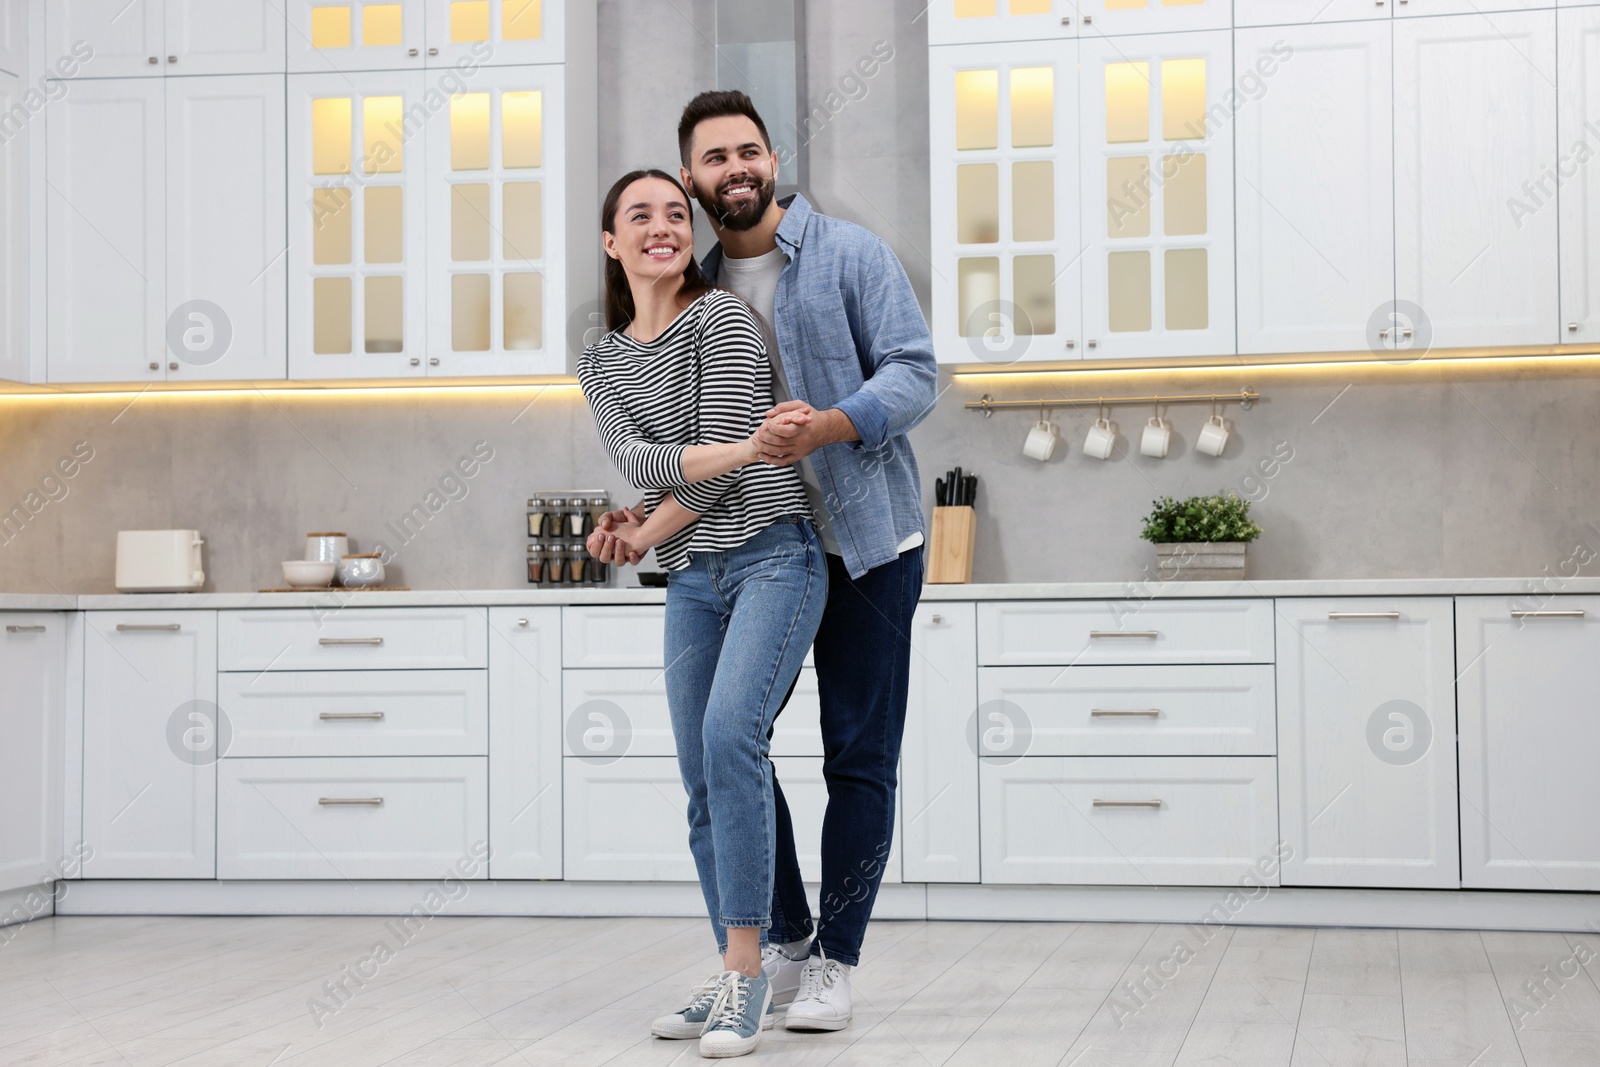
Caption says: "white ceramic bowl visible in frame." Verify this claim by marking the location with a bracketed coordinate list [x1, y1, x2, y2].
[282, 560, 337, 588]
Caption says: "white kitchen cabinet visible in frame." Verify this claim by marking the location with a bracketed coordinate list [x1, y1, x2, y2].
[287, 70, 430, 379]
[219, 606, 488, 671]
[1235, 0, 1392, 26]
[901, 603, 980, 883]
[488, 606, 562, 879]
[1394, 11, 1559, 349]
[561, 605, 666, 668]
[1078, 0, 1232, 38]
[929, 41, 1080, 365]
[0, 0, 25, 75]
[0, 615, 66, 894]
[287, 0, 426, 73]
[423, 0, 566, 67]
[45, 0, 285, 77]
[1396, 0, 1553, 19]
[1457, 596, 1600, 890]
[81, 611, 217, 880]
[563, 755, 694, 881]
[217, 756, 487, 879]
[1275, 598, 1459, 889]
[1236, 23, 1395, 354]
[978, 598, 1275, 666]
[927, 1, 1076, 47]
[0, 72, 31, 385]
[165, 74, 286, 380]
[980, 756, 1279, 885]
[1080, 31, 1234, 359]
[1559, 7, 1600, 342]
[45, 78, 165, 383]
[425, 61, 568, 375]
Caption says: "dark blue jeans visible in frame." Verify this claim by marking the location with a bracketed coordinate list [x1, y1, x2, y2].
[765, 544, 924, 966]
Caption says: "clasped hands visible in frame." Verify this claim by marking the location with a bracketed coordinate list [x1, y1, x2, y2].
[587, 400, 821, 567]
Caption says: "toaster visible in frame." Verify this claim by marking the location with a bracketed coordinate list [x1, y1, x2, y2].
[115, 530, 206, 592]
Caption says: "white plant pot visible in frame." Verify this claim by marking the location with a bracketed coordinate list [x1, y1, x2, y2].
[1154, 541, 1248, 581]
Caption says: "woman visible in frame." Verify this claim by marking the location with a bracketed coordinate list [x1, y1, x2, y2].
[578, 169, 827, 1059]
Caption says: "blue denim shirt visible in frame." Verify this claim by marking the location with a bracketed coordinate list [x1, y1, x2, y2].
[701, 194, 938, 580]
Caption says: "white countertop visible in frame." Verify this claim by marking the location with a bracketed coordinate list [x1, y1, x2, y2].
[0, 576, 1588, 610]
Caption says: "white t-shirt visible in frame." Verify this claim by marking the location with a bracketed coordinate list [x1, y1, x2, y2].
[718, 246, 924, 558]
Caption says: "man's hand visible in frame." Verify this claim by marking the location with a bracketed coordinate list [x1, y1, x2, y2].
[590, 506, 645, 567]
[754, 400, 856, 466]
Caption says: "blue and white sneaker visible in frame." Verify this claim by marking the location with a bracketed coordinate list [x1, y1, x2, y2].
[650, 974, 726, 1040]
[699, 969, 773, 1058]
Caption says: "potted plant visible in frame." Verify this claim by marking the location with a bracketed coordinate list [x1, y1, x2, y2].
[1139, 492, 1263, 580]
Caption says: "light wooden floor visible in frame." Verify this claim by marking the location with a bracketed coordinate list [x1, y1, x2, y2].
[1, 915, 1596, 1066]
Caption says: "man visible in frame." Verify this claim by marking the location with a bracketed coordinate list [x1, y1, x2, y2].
[595, 89, 937, 1032]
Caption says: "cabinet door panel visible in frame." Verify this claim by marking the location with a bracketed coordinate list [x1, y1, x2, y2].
[286, 0, 426, 73]
[902, 604, 980, 882]
[0, 0, 25, 75]
[489, 607, 561, 878]
[1079, 0, 1232, 37]
[426, 62, 565, 375]
[1457, 596, 1600, 890]
[46, 0, 165, 78]
[929, 41, 1080, 364]
[81, 611, 217, 879]
[1235, 0, 1392, 26]
[287, 70, 429, 379]
[46, 78, 166, 383]
[0, 73, 29, 384]
[1276, 598, 1459, 888]
[928, 1, 1076, 46]
[165, 0, 287, 75]
[425, 0, 565, 66]
[166, 74, 287, 381]
[1395, 11, 1559, 349]
[1559, 7, 1600, 341]
[1081, 31, 1235, 359]
[0, 615, 66, 894]
[1236, 23, 1394, 354]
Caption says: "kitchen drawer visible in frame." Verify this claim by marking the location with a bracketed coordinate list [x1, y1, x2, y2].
[218, 757, 487, 879]
[562, 605, 816, 670]
[219, 608, 488, 671]
[977, 664, 1276, 756]
[218, 670, 488, 757]
[563, 668, 822, 758]
[979, 756, 1279, 885]
[977, 600, 1275, 666]
[562, 755, 879, 882]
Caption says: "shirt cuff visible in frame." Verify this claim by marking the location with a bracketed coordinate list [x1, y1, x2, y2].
[833, 392, 888, 451]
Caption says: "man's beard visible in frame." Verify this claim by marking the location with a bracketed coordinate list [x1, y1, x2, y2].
[698, 170, 776, 232]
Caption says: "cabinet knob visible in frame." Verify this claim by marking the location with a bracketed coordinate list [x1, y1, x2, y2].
[408, 48, 419, 56]
[1378, 327, 1391, 339]
[1087, 339, 1098, 348]
[169, 361, 179, 371]
[428, 47, 439, 56]
[148, 361, 159, 371]
[1569, 322, 1579, 332]
[931, 613, 944, 624]
[1400, 327, 1412, 339]
[1061, 15, 1072, 23]
[167, 55, 176, 63]
[1065, 340, 1076, 349]
[409, 357, 420, 366]
[429, 357, 440, 366]
[148, 56, 158, 64]
[1082, 14, 1093, 22]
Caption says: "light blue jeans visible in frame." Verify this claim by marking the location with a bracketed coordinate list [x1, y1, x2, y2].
[664, 515, 827, 952]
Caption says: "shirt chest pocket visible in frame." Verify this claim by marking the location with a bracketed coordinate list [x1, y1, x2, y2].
[797, 288, 860, 363]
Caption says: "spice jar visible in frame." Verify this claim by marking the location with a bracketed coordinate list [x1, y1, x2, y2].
[525, 543, 545, 584]
[587, 544, 609, 586]
[586, 495, 609, 538]
[526, 498, 548, 539]
[546, 543, 567, 585]
[544, 499, 567, 540]
[567, 541, 588, 584]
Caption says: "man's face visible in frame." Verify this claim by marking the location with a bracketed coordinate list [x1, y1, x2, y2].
[682, 114, 778, 232]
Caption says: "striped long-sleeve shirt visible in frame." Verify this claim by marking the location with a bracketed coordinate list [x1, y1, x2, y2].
[577, 289, 813, 570]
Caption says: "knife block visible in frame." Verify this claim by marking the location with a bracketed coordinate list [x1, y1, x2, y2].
[928, 506, 976, 584]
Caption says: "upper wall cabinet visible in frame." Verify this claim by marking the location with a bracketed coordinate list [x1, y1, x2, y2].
[1559, 7, 1600, 342]
[1080, 31, 1235, 359]
[1236, 23, 1394, 354]
[1, 0, 26, 74]
[47, 75, 287, 383]
[930, 41, 1080, 365]
[288, 0, 560, 72]
[0, 73, 30, 385]
[927, 0, 1228, 44]
[45, 0, 287, 77]
[1236, 0, 1392, 26]
[1394, 11, 1559, 349]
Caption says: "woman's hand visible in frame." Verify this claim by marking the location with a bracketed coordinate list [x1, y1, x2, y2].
[592, 521, 653, 560]
[754, 406, 813, 465]
[591, 506, 645, 566]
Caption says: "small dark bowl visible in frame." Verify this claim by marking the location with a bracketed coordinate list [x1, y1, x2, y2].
[636, 572, 668, 588]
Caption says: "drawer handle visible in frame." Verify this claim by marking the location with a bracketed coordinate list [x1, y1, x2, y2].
[319, 797, 383, 806]
[1090, 709, 1161, 718]
[1328, 611, 1401, 620]
[1511, 609, 1585, 619]
[1088, 630, 1160, 639]
[319, 712, 385, 721]
[1092, 799, 1164, 809]
[318, 637, 386, 646]
[6, 625, 46, 634]
[116, 623, 181, 632]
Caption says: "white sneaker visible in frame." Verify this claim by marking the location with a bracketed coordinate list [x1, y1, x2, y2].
[784, 953, 852, 1031]
[762, 941, 810, 1007]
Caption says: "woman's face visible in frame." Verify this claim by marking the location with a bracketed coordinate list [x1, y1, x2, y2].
[604, 177, 695, 289]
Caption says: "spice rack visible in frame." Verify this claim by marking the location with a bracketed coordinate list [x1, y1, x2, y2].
[525, 491, 613, 587]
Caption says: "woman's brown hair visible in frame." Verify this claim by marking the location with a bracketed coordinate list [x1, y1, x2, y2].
[601, 169, 716, 333]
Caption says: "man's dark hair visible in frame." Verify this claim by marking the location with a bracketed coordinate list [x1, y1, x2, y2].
[677, 90, 772, 167]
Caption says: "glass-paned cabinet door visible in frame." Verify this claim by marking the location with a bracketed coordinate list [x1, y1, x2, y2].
[288, 0, 426, 72]
[427, 64, 565, 374]
[1080, 31, 1234, 359]
[425, 0, 564, 66]
[928, 0, 1076, 46]
[929, 43, 1080, 365]
[1078, 0, 1231, 36]
[287, 71, 429, 378]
